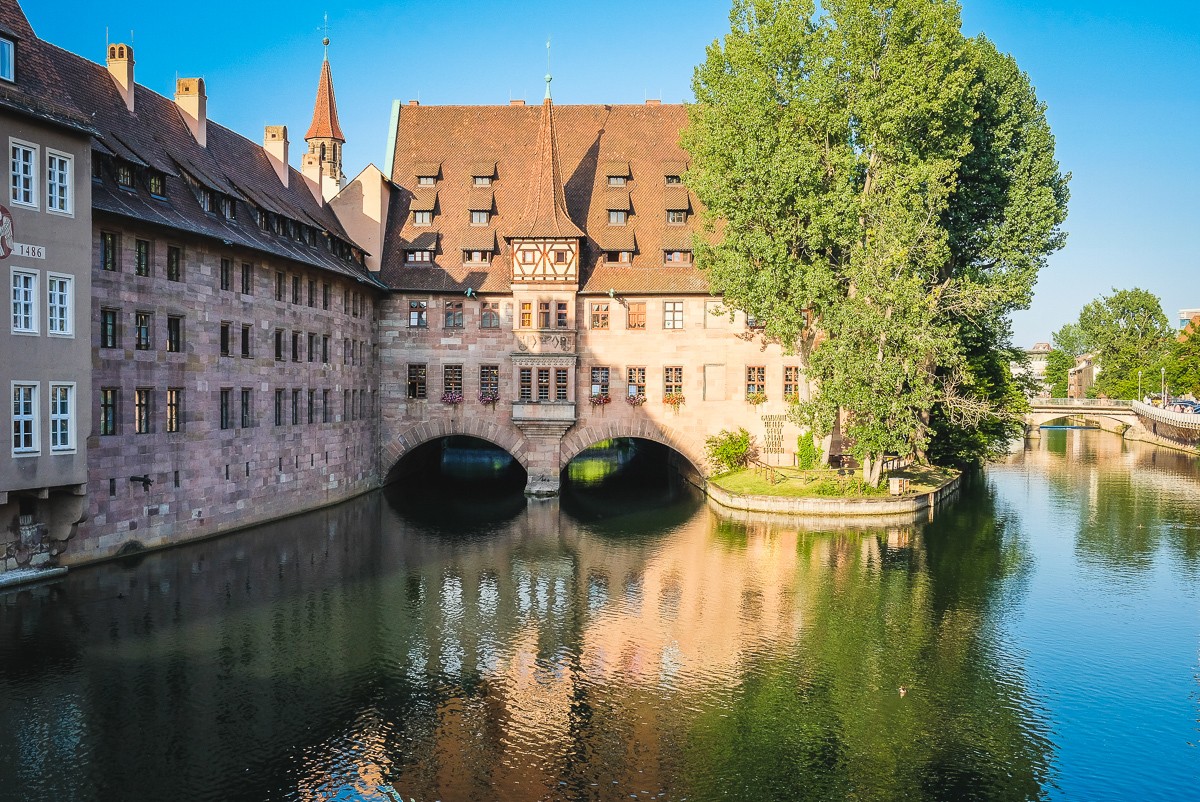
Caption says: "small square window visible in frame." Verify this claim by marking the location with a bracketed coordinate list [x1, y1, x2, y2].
[667, 210, 687, 225]
[608, 210, 627, 226]
[413, 210, 433, 226]
[417, 175, 436, 186]
[148, 171, 166, 197]
[470, 210, 489, 226]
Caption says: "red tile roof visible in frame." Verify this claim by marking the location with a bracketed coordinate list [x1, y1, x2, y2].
[304, 58, 345, 142]
[0, 3, 94, 135]
[38, 40, 378, 286]
[381, 102, 708, 296]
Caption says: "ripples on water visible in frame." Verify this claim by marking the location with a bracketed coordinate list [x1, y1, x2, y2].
[1, 432, 1198, 801]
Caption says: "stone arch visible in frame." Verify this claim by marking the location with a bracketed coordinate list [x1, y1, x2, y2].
[1027, 411, 1138, 430]
[559, 419, 707, 476]
[383, 417, 529, 478]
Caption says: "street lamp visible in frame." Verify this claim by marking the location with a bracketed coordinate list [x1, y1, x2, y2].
[1139, 370, 1143, 401]
[1161, 366, 1166, 403]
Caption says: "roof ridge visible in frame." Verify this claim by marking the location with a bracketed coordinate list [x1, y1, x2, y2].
[508, 97, 584, 239]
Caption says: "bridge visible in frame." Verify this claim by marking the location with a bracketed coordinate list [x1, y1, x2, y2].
[1025, 398, 1139, 432]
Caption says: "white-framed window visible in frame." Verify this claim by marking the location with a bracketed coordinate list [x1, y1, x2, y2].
[0, 37, 14, 83]
[11, 267, 37, 333]
[470, 210, 489, 225]
[608, 209, 627, 225]
[664, 301, 684, 330]
[49, 382, 74, 452]
[11, 382, 38, 455]
[417, 175, 436, 186]
[46, 272, 72, 336]
[46, 150, 72, 215]
[10, 139, 37, 208]
[473, 175, 492, 186]
[412, 210, 432, 226]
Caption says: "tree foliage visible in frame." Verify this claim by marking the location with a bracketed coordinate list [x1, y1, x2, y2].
[1071, 288, 1171, 399]
[705, 428, 758, 472]
[1043, 348, 1073, 398]
[684, 0, 1068, 484]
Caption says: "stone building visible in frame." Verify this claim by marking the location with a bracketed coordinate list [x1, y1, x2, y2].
[33, 22, 384, 565]
[0, 4, 94, 575]
[336, 77, 810, 494]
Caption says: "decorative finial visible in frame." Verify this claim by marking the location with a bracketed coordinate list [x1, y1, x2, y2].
[545, 38, 552, 100]
[322, 13, 330, 58]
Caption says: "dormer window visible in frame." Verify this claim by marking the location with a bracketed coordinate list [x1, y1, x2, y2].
[148, 171, 166, 198]
[406, 249, 433, 264]
[470, 210, 489, 226]
[417, 175, 436, 186]
[0, 38, 14, 83]
[473, 176, 492, 187]
[605, 251, 632, 264]
[116, 163, 134, 189]
[665, 175, 683, 185]
[667, 210, 687, 225]
[413, 210, 432, 226]
[664, 250, 693, 264]
[463, 250, 491, 264]
[607, 175, 627, 187]
[221, 196, 236, 220]
[608, 210, 627, 226]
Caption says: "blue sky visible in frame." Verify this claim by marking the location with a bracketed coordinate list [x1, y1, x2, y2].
[27, 0, 1200, 346]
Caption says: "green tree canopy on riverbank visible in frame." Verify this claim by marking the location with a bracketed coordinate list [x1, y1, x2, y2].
[683, 0, 1069, 483]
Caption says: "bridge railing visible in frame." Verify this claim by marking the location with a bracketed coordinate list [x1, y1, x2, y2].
[1029, 398, 1133, 409]
[1132, 401, 1200, 431]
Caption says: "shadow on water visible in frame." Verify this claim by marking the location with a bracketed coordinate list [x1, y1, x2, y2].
[382, 436, 528, 535]
[559, 438, 704, 537]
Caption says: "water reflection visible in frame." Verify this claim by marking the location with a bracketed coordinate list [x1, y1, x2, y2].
[1, 432, 1197, 800]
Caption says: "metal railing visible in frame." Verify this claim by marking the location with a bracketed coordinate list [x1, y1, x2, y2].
[1029, 398, 1133, 409]
[1132, 401, 1200, 431]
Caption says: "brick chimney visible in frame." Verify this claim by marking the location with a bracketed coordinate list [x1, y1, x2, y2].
[264, 125, 289, 187]
[300, 152, 325, 204]
[105, 43, 135, 112]
[175, 78, 207, 147]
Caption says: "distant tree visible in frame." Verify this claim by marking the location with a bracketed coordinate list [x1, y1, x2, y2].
[1050, 322, 1089, 357]
[1075, 288, 1171, 399]
[1165, 321, 1200, 397]
[1044, 349, 1073, 398]
[684, 0, 1068, 484]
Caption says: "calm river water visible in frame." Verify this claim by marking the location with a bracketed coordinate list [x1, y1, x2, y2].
[1, 431, 1197, 801]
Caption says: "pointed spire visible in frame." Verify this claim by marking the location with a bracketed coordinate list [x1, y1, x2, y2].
[305, 49, 345, 142]
[510, 93, 583, 239]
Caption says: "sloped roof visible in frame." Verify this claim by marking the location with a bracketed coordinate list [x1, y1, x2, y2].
[38, 40, 380, 287]
[508, 98, 584, 239]
[381, 102, 711, 295]
[304, 58, 345, 141]
[0, 3, 94, 134]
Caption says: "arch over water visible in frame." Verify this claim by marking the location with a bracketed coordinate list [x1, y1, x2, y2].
[559, 420, 707, 476]
[383, 418, 530, 479]
[1027, 412, 1135, 431]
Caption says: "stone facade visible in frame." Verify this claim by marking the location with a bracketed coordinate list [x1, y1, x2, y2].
[78, 220, 379, 564]
[378, 291, 809, 493]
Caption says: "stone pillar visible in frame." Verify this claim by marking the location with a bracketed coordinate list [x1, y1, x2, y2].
[516, 421, 573, 497]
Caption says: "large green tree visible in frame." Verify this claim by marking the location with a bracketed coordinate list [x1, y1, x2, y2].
[684, 0, 1068, 484]
[1075, 287, 1171, 398]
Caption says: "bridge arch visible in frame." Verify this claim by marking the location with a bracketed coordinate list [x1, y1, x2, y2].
[382, 417, 530, 480]
[1026, 411, 1138, 431]
[559, 419, 708, 477]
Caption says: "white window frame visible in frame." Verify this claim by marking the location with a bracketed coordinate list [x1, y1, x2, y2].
[664, 301, 684, 330]
[46, 272, 73, 337]
[11, 267, 37, 334]
[0, 37, 14, 83]
[470, 210, 489, 226]
[11, 382, 39, 455]
[49, 382, 75, 453]
[9, 138, 38, 209]
[45, 149, 73, 216]
[412, 210, 432, 226]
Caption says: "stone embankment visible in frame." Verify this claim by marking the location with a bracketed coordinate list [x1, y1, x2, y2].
[706, 471, 962, 519]
[1128, 401, 1200, 455]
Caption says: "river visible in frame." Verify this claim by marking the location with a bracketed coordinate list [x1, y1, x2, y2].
[0, 431, 1197, 801]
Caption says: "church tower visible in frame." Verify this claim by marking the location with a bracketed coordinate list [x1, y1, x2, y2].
[302, 36, 345, 201]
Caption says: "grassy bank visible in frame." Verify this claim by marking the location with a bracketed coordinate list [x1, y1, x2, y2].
[708, 464, 958, 499]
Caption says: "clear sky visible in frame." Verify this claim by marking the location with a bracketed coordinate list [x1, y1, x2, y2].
[25, 0, 1200, 347]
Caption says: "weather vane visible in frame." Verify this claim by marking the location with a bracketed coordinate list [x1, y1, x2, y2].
[322, 13, 330, 56]
[545, 37, 552, 99]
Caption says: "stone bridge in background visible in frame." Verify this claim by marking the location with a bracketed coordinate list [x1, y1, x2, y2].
[1025, 398, 1140, 433]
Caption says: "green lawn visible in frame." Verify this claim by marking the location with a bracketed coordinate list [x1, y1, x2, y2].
[708, 464, 958, 498]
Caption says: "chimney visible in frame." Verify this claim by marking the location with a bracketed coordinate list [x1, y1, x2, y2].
[105, 44, 135, 112]
[509, 99, 526, 106]
[264, 125, 289, 187]
[645, 98, 661, 106]
[300, 152, 325, 204]
[175, 78, 207, 147]
[408, 99, 419, 106]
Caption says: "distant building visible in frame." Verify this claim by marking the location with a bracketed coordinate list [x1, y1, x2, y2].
[1179, 307, 1200, 331]
[1067, 354, 1097, 398]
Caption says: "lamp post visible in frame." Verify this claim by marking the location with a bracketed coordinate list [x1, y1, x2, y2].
[1139, 370, 1143, 401]
[1161, 367, 1166, 403]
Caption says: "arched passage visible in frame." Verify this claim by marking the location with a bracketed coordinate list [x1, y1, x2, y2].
[1027, 412, 1137, 431]
[559, 420, 707, 477]
[383, 418, 529, 484]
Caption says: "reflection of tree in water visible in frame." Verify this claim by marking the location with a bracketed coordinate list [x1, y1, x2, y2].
[1027, 430, 1200, 571]
[684, 477, 1051, 801]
